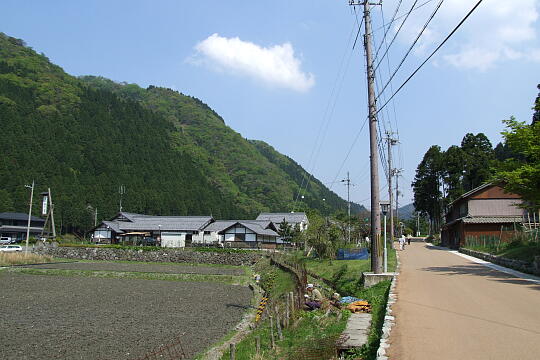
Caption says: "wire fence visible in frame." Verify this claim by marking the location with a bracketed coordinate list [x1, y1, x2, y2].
[134, 334, 187, 360]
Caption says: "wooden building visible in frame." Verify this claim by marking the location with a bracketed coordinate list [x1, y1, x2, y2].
[441, 183, 524, 249]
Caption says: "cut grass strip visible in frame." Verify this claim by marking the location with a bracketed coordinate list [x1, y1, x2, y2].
[75, 258, 247, 271]
[0, 252, 55, 266]
[5, 267, 250, 286]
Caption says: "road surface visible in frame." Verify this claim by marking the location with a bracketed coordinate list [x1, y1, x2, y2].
[388, 240, 540, 360]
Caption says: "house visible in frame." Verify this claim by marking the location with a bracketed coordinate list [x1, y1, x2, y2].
[93, 212, 214, 247]
[193, 220, 279, 249]
[256, 212, 309, 232]
[0, 212, 45, 242]
[441, 183, 524, 249]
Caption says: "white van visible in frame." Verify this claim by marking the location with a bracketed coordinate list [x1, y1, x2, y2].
[0, 236, 13, 244]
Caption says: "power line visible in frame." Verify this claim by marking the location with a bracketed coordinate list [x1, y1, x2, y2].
[292, 18, 358, 208]
[375, 0, 445, 100]
[373, 0, 404, 62]
[373, 0, 438, 32]
[373, 0, 419, 71]
[377, 0, 485, 116]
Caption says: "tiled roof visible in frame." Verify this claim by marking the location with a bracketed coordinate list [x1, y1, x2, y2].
[203, 220, 278, 237]
[103, 214, 214, 232]
[462, 216, 523, 224]
[0, 212, 45, 222]
[256, 212, 308, 224]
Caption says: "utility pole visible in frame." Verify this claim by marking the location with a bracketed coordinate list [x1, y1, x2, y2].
[394, 169, 403, 236]
[416, 212, 420, 237]
[341, 171, 352, 243]
[385, 132, 398, 244]
[119, 185, 125, 212]
[350, 0, 383, 273]
[25, 180, 35, 255]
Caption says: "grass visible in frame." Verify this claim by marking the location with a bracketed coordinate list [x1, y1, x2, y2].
[254, 257, 296, 300]
[5, 267, 250, 285]
[291, 251, 394, 360]
[57, 243, 262, 254]
[0, 252, 54, 266]
[220, 309, 350, 360]
[216, 258, 354, 360]
[498, 243, 540, 262]
[303, 246, 397, 296]
[76, 258, 247, 270]
[463, 233, 540, 264]
[341, 281, 391, 360]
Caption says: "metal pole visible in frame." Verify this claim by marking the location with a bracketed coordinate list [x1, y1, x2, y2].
[347, 171, 351, 243]
[386, 132, 396, 244]
[48, 188, 56, 238]
[363, 1, 383, 273]
[25, 180, 34, 255]
[384, 213, 387, 273]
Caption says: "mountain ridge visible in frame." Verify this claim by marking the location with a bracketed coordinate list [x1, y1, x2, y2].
[0, 32, 364, 232]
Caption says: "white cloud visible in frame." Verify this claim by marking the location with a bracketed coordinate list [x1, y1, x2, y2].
[190, 33, 315, 92]
[384, 0, 540, 70]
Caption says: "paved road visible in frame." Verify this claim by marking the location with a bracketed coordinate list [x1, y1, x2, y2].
[388, 240, 540, 360]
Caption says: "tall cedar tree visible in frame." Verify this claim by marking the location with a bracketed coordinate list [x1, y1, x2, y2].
[412, 145, 444, 232]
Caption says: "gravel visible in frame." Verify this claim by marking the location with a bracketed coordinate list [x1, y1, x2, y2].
[20, 261, 245, 276]
[0, 272, 252, 360]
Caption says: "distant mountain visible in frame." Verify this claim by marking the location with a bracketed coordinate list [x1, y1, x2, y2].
[0, 32, 363, 232]
[398, 203, 415, 220]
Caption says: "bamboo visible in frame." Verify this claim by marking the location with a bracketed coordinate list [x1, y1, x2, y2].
[269, 315, 275, 349]
[255, 336, 260, 355]
[285, 295, 290, 328]
[275, 307, 283, 340]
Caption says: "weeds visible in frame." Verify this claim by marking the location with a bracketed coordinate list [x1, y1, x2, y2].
[0, 252, 54, 266]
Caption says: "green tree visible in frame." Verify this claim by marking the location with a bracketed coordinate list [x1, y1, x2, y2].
[412, 145, 444, 233]
[461, 133, 494, 191]
[442, 145, 465, 202]
[533, 84, 540, 125]
[496, 117, 540, 209]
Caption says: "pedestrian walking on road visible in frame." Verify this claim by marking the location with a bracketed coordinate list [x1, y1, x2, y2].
[399, 235, 406, 251]
[407, 234, 411, 246]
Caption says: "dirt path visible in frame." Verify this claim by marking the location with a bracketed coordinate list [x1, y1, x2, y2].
[388, 241, 540, 360]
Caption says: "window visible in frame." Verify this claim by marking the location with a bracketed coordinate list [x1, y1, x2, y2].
[234, 233, 245, 242]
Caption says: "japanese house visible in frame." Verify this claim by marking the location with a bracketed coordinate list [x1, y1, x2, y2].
[441, 183, 525, 249]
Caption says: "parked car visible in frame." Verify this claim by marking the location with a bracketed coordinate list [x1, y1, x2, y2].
[0, 236, 13, 244]
[0, 245, 23, 252]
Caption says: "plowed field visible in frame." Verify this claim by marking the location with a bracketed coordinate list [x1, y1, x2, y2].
[0, 272, 252, 359]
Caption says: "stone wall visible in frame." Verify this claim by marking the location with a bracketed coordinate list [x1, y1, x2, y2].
[459, 248, 540, 276]
[33, 246, 262, 266]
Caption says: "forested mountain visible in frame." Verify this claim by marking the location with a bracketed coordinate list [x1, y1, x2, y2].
[0, 32, 362, 233]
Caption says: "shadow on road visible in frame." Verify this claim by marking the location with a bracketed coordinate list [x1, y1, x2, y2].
[420, 264, 540, 291]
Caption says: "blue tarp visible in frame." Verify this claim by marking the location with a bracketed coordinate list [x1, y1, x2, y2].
[336, 247, 369, 260]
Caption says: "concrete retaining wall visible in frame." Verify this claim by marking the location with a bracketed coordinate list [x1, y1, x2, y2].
[33, 246, 262, 266]
[459, 248, 540, 276]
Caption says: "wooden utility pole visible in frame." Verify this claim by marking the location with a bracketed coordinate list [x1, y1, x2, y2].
[25, 180, 35, 255]
[341, 171, 353, 243]
[350, 0, 383, 273]
[385, 132, 398, 243]
[394, 169, 403, 236]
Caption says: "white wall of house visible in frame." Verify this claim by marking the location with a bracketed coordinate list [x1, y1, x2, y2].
[192, 231, 221, 244]
[93, 228, 112, 241]
[161, 232, 187, 248]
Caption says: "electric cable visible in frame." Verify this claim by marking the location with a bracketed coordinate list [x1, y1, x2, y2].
[376, 0, 485, 116]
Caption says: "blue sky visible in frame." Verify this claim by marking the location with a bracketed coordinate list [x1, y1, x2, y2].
[2, 0, 539, 210]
